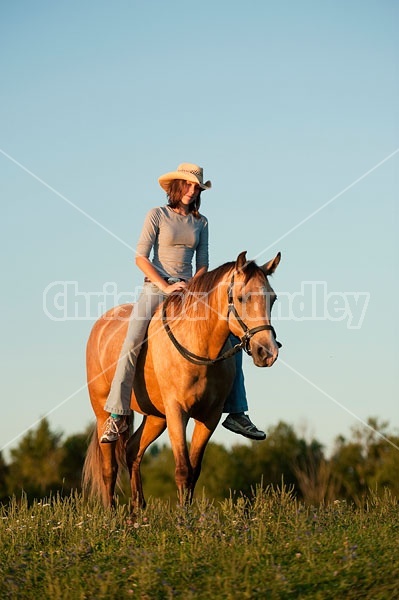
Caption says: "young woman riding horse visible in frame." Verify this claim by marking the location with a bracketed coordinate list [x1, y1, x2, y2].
[83, 163, 281, 508]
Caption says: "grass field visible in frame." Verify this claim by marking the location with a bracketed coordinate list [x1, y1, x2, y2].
[1, 486, 398, 599]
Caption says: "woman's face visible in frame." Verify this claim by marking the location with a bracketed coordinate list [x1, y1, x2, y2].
[181, 181, 200, 205]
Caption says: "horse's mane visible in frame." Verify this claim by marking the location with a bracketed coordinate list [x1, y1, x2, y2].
[166, 259, 265, 316]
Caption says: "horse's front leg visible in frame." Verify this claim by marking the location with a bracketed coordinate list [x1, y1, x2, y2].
[126, 415, 166, 513]
[165, 405, 192, 504]
[189, 419, 218, 496]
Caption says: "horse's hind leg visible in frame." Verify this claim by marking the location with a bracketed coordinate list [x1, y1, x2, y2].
[96, 419, 119, 507]
[126, 415, 166, 512]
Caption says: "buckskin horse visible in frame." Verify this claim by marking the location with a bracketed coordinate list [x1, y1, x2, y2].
[82, 251, 281, 509]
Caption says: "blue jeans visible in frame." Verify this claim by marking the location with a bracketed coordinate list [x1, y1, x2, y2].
[222, 334, 248, 414]
[105, 283, 165, 415]
[105, 284, 247, 415]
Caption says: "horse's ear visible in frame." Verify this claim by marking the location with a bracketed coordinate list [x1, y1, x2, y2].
[261, 252, 281, 276]
[235, 251, 247, 270]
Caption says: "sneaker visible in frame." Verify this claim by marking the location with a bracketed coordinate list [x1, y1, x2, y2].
[100, 416, 128, 443]
[222, 413, 266, 441]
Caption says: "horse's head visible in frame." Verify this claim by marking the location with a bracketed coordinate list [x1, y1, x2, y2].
[228, 251, 281, 367]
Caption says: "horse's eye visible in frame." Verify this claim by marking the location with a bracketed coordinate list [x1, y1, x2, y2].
[237, 296, 243, 303]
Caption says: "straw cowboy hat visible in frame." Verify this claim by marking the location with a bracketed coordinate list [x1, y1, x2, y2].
[158, 163, 212, 192]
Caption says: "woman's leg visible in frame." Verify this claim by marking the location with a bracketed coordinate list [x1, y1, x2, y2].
[222, 334, 266, 441]
[101, 284, 164, 442]
[222, 339, 248, 414]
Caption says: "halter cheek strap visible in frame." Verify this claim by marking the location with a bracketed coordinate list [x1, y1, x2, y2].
[227, 274, 282, 355]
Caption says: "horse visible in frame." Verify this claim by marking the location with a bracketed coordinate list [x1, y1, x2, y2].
[82, 251, 281, 510]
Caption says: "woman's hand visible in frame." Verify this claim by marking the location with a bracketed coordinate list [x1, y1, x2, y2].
[165, 281, 187, 295]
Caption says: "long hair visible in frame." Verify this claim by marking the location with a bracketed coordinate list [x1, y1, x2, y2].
[167, 179, 202, 219]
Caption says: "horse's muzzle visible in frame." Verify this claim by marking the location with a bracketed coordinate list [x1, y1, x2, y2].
[251, 339, 279, 367]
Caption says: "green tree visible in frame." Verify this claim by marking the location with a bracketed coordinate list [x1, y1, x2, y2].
[6, 418, 64, 501]
[222, 422, 329, 503]
[0, 451, 9, 503]
[330, 418, 399, 502]
[141, 444, 177, 503]
[291, 438, 336, 505]
[59, 428, 91, 494]
[197, 442, 234, 501]
[137, 441, 236, 504]
[227, 422, 309, 495]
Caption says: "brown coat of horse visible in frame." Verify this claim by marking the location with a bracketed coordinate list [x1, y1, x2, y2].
[82, 251, 281, 509]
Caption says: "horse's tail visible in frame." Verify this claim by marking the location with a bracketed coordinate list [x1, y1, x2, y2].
[82, 415, 133, 506]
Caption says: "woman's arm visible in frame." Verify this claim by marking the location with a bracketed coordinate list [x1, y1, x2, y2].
[195, 217, 209, 277]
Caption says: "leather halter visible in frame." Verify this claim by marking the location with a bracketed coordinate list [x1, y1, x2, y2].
[162, 272, 281, 366]
[227, 273, 282, 355]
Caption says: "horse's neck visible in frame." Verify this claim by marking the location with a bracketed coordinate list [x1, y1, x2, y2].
[178, 289, 230, 360]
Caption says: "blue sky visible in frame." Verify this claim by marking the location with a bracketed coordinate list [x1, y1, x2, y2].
[1, 0, 398, 458]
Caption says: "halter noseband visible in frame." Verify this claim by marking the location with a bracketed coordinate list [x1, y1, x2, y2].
[162, 271, 282, 366]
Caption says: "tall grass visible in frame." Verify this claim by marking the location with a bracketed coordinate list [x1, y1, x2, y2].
[1, 486, 398, 599]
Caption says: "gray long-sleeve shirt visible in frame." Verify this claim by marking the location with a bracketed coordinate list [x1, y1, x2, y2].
[136, 205, 209, 280]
